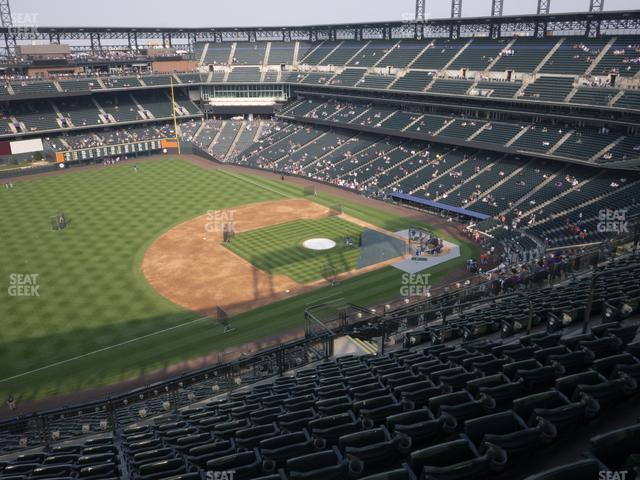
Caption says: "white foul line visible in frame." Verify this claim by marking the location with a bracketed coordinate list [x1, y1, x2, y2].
[0, 316, 211, 384]
[218, 168, 293, 199]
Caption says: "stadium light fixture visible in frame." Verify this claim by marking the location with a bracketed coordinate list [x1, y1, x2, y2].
[0, 0, 15, 60]
[451, 0, 462, 18]
[491, 0, 504, 17]
[415, 0, 426, 21]
[537, 0, 550, 14]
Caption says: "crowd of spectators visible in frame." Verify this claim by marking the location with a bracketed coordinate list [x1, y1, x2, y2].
[45, 122, 180, 151]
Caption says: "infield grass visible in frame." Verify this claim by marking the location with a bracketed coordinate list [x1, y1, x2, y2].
[0, 158, 479, 404]
[226, 216, 364, 284]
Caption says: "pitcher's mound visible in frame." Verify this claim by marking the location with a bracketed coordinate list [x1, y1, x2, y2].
[302, 238, 336, 251]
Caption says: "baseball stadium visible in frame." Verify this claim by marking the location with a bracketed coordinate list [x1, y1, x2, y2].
[0, 0, 640, 478]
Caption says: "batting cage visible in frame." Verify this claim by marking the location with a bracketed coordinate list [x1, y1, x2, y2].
[303, 185, 316, 197]
[356, 228, 408, 269]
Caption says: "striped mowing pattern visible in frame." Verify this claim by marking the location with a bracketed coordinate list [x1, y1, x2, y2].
[226, 217, 364, 284]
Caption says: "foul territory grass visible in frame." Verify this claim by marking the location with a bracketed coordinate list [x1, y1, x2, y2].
[226, 217, 364, 284]
[0, 158, 479, 403]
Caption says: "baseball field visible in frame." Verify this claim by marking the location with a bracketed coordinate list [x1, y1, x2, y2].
[227, 216, 364, 284]
[0, 157, 479, 406]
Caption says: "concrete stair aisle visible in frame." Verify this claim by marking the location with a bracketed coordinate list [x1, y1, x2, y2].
[465, 159, 536, 209]
[432, 118, 455, 136]
[253, 121, 266, 142]
[224, 122, 247, 161]
[505, 125, 531, 147]
[335, 145, 401, 181]
[608, 90, 625, 106]
[265, 128, 328, 165]
[50, 100, 66, 125]
[404, 149, 470, 194]
[467, 122, 491, 141]
[199, 43, 209, 65]
[360, 145, 431, 187]
[584, 36, 617, 76]
[348, 107, 375, 125]
[371, 40, 401, 68]
[344, 41, 371, 66]
[432, 154, 509, 201]
[517, 173, 599, 220]
[272, 131, 332, 168]
[527, 175, 640, 228]
[590, 136, 626, 162]
[91, 97, 114, 124]
[263, 42, 272, 67]
[129, 93, 153, 119]
[316, 41, 344, 65]
[533, 37, 565, 73]
[58, 137, 71, 150]
[386, 73, 404, 89]
[227, 43, 237, 65]
[334, 336, 378, 356]
[547, 130, 575, 155]
[485, 38, 517, 72]
[513, 77, 534, 100]
[564, 85, 580, 103]
[298, 41, 325, 65]
[163, 91, 188, 116]
[424, 76, 438, 92]
[441, 38, 473, 71]
[406, 40, 435, 68]
[191, 121, 207, 142]
[292, 41, 300, 66]
[379, 158, 436, 191]
[207, 120, 227, 151]
[302, 135, 375, 172]
[496, 166, 566, 217]
[402, 114, 426, 132]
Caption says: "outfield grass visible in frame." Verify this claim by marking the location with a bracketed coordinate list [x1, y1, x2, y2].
[0, 158, 479, 403]
[227, 217, 364, 284]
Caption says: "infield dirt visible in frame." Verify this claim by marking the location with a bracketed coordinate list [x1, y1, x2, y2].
[142, 198, 409, 317]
